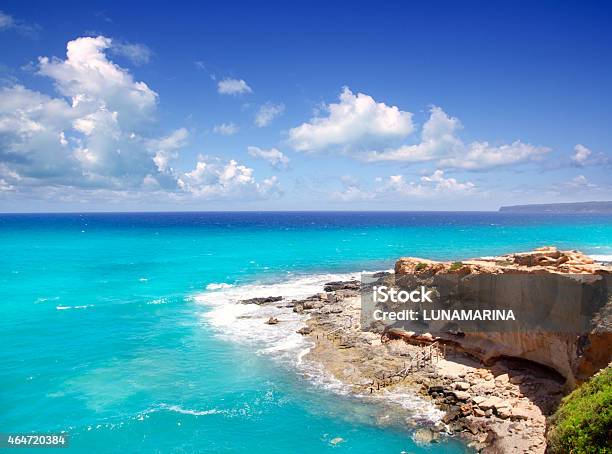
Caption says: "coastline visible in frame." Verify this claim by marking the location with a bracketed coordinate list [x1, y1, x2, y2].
[199, 273, 554, 452]
[198, 250, 611, 453]
[300, 284, 553, 452]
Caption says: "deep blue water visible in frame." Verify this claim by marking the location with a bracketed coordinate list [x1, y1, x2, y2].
[1, 211, 611, 453]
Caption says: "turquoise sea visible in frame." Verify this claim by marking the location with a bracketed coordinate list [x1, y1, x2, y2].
[1, 212, 611, 453]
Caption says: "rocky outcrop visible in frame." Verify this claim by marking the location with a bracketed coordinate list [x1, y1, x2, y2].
[395, 246, 609, 275]
[393, 247, 612, 388]
[241, 296, 283, 305]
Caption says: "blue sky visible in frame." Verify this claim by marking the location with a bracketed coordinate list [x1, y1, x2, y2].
[0, 0, 611, 211]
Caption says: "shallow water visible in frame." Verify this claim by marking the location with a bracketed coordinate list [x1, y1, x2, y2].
[1, 211, 611, 453]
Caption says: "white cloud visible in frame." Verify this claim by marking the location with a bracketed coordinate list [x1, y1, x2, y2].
[288, 87, 414, 152]
[217, 78, 252, 96]
[247, 146, 289, 170]
[39, 36, 158, 119]
[0, 36, 276, 202]
[0, 11, 14, 29]
[383, 170, 475, 197]
[570, 144, 609, 167]
[571, 144, 591, 165]
[0, 175, 14, 192]
[439, 141, 549, 170]
[149, 128, 189, 172]
[0, 10, 39, 38]
[418, 169, 475, 192]
[178, 156, 280, 199]
[331, 170, 475, 202]
[255, 102, 284, 127]
[289, 90, 550, 171]
[365, 106, 549, 170]
[213, 122, 239, 135]
[110, 41, 153, 65]
[330, 175, 375, 202]
[365, 106, 462, 162]
[566, 174, 596, 189]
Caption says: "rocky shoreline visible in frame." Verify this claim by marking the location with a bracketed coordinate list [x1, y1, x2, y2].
[236, 248, 611, 453]
[300, 282, 559, 453]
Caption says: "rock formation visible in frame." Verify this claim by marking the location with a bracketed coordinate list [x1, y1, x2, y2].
[393, 247, 612, 388]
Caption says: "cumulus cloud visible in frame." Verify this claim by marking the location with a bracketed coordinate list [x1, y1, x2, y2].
[110, 41, 153, 65]
[566, 174, 594, 189]
[383, 170, 475, 197]
[0, 36, 276, 202]
[330, 175, 376, 202]
[254, 102, 284, 127]
[570, 144, 609, 167]
[149, 128, 189, 172]
[438, 141, 549, 170]
[571, 144, 591, 165]
[331, 170, 475, 202]
[177, 156, 280, 199]
[213, 122, 239, 135]
[365, 106, 462, 163]
[217, 78, 252, 96]
[38, 36, 158, 125]
[289, 89, 550, 170]
[366, 106, 549, 170]
[288, 87, 414, 152]
[247, 146, 289, 170]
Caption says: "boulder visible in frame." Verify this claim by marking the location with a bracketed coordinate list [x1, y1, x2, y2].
[478, 396, 505, 411]
[455, 381, 471, 391]
[323, 280, 360, 292]
[297, 326, 312, 335]
[242, 296, 283, 305]
[510, 402, 540, 421]
[494, 373, 510, 385]
[452, 390, 471, 401]
[496, 406, 512, 419]
[413, 428, 440, 444]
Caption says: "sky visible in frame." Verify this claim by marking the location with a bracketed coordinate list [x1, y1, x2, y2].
[0, 0, 611, 212]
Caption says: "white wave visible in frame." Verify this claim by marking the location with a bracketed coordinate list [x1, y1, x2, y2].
[35, 296, 59, 304]
[161, 404, 224, 416]
[206, 282, 234, 290]
[374, 390, 444, 423]
[139, 277, 148, 282]
[196, 272, 359, 363]
[196, 271, 359, 373]
[56, 304, 94, 311]
[590, 254, 612, 263]
[147, 298, 167, 305]
[194, 270, 442, 423]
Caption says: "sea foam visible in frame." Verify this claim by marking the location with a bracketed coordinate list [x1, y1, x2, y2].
[195, 271, 442, 422]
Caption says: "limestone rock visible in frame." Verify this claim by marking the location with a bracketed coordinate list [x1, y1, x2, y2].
[393, 247, 612, 387]
[455, 381, 470, 391]
[452, 390, 471, 401]
[242, 296, 283, 305]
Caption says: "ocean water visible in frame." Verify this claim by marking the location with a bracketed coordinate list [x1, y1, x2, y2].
[1, 211, 611, 453]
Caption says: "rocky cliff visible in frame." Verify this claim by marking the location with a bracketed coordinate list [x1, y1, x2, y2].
[393, 247, 612, 388]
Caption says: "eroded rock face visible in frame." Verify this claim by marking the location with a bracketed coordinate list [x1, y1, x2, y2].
[393, 247, 612, 387]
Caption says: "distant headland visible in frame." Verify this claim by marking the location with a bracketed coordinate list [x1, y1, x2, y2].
[499, 201, 612, 213]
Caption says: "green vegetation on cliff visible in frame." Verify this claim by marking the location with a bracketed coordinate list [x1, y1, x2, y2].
[547, 365, 612, 453]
